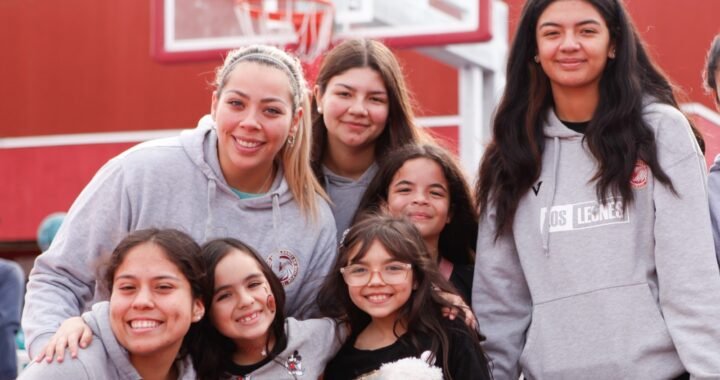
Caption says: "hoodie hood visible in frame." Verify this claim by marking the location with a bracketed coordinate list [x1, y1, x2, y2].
[84, 301, 196, 380]
[180, 115, 295, 210]
[84, 302, 139, 380]
[538, 109, 586, 254]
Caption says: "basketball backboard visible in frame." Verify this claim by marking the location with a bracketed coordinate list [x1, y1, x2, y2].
[151, 0, 491, 62]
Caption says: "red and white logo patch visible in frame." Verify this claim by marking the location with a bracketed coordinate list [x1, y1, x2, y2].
[266, 248, 299, 286]
[631, 160, 648, 189]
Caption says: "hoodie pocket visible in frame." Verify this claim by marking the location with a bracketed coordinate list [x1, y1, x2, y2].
[519, 283, 680, 380]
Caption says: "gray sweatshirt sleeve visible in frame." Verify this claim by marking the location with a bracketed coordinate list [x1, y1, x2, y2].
[18, 353, 92, 380]
[472, 209, 532, 380]
[707, 157, 720, 263]
[652, 110, 720, 377]
[292, 213, 337, 318]
[22, 159, 131, 357]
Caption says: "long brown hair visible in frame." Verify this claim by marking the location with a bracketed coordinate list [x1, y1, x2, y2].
[316, 214, 486, 380]
[310, 39, 432, 181]
[476, 0, 691, 238]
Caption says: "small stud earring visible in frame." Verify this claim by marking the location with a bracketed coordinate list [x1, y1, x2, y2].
[287, 135, 295, 147]
[317, 107, 322, 114]
[534, 55, 540, 63]
[609, 50, 616, 59]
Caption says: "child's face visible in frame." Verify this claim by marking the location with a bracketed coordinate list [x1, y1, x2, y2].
[109, 243, 203, 359]
[386, 158, 450, 251]
[210, 249, 276, 350]
[344, 240, 414, 325]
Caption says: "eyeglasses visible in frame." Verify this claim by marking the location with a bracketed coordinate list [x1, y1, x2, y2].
[339, 262, 412, 286]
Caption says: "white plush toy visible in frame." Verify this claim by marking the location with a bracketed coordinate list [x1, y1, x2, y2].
[359, 351, 443, 380]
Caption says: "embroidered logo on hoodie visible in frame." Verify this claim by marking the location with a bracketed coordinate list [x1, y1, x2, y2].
[540, 198, 629, 233]
[631, 160, 649, 189]
[267, 249, 299, 285]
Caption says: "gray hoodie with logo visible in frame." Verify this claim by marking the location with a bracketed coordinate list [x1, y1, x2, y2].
[473, 102, 720, 380]
[19, 301, 196, 380]
[222, 317, 344, 379]
[22, 115, 337, 358]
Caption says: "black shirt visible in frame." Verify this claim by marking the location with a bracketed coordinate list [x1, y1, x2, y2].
[323, 318, 490, 380]
[561, 120, 591, 134]
[449, 263, 474, 305]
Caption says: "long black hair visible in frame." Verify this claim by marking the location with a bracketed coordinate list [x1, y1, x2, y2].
[354, 143, 477, 265]
[192, 238, 288, 380]
[476, 0, 695, 237]
[316, 214, 488, 380]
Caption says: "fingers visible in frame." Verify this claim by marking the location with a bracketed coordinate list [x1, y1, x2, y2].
[79, 326, 93, 349]
[54, 336, 68, 363]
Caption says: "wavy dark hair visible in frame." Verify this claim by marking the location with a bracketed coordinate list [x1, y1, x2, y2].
[476, 0, 697, 238]
[704, 34, 720, 106]
[192, 238, 288, 380]
[354, 143, 477, 265]
[103, 228, 205, 360]
[316, 214, 487, 380]
[310, 38, 431, 181]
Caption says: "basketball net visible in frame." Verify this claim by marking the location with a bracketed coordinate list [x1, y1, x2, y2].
[234, 0, 335, 63]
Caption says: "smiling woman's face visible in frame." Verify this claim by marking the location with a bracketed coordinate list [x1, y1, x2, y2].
[109, 243, 202, 358]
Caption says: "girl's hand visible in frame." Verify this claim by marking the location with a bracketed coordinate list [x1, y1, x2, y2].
[35, 316, 93, 363]
[438, 291, 478, 330]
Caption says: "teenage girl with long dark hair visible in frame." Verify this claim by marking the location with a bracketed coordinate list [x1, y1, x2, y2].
[311, 39, 433, 240]
[473, 0, 720, 379]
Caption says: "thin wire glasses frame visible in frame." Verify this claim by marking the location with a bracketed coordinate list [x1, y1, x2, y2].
[339, 262, 412, 286]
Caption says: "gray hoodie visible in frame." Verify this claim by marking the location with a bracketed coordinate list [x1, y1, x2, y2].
[19, 302, 195, 380]
[223, 317, 344, 379]
[473, 103, 720, 380]
[706, 155, 720, 262]
[22, 115, 337, 358]
[322, 163, 378, 242]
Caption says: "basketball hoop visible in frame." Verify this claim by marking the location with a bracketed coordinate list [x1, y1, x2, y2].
[234, 0, 334, 62]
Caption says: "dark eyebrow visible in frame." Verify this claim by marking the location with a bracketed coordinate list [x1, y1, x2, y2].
[224, 90, 290, 107]
[332, 83, 387, 96]
[213, 273, 264, 294]
[538, 19, 603, 29]
[115, 274, 181, 281]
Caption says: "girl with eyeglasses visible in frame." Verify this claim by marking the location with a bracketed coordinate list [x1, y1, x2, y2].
[317, 214, 490, 380]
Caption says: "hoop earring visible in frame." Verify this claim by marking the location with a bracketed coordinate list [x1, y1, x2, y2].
[287, 135, 295, 147]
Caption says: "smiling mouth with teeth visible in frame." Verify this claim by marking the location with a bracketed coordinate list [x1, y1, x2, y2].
[234, 137, 263, 148]
[238, 311, 259, 323]
[130, 320, 161, 329]
[366, 294, 391, 302]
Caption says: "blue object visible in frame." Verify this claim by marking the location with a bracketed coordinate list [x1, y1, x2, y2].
[36, 212, 66, 251]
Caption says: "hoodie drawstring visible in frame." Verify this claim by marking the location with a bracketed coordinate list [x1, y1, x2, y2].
[271, 192, 281, 250]
[541, 136, 561, 255]
[205, 180, 217, 239]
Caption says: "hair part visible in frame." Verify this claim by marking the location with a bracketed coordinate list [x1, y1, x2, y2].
[704, 34, 720, 105]
[316, 214, 481, 380]
[354, 144, 477, 265]
[192, 238, 288, 380]
[476, 0, 693, 238]
[310, 39, 433, 181]
[214, 45, 329, 218]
